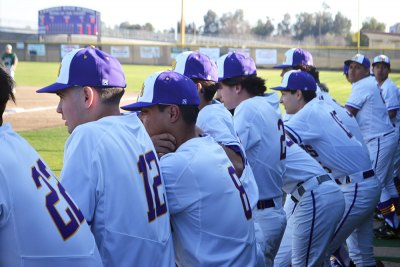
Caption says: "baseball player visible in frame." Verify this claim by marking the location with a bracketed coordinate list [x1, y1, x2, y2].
[372, 54, 400, 238]
[272, 70, 381, 266]
[1, 44, 18, 79]
[217, 52, 286, 265]
[0, 66, 103, 267]
[345, 54, 399, 238]
[261, 80, 346, 266]
[36, 47, 175, 267]
[172, 51, 259, 211]
[122, 70, 258, 266]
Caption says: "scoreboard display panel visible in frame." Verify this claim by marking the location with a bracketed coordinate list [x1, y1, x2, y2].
[38, 6, 100, 35]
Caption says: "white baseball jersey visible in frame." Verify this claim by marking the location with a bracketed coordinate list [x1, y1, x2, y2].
[380, 77, 400, 125]
[233, 96, 285, 200]
[316, 85, 366, 147]
[196, 102, 259, 210]
[285, 98, 372, 181]
[160, 135, 257, 267]
[346, 75, 394, 141]
[0, 123, 103, 267]
[60, 113, 175, 267]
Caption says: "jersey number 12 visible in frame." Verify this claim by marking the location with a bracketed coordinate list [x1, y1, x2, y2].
[138, 151, 168, 222]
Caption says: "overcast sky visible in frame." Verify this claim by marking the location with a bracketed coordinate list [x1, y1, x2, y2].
[0, 0, 399, 32]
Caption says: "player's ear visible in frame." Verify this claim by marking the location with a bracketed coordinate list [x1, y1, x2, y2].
[82, 86, 95, 108]
[196, 82, 204, 94]
[234, 84, 243, 94]
[168, 105, 180, 123]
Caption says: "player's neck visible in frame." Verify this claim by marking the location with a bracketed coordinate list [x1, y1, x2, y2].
[173, 124, 197, 149]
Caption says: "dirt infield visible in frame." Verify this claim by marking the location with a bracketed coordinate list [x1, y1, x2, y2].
[4, 86, 138, 132]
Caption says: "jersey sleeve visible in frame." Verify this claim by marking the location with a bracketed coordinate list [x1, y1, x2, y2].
[159, 153, 194, 214]
[345, 84, 366, 110]
[60, 129, 100, 224]
[382, 81, 400, 111]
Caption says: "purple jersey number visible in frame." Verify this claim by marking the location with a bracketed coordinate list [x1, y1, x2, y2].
[138, 151, 168, 222]
[330, 110, 353, 138]
[278, 119, 287, 160]
[31, 159, 85, 240]
[228, 166, 252, 220]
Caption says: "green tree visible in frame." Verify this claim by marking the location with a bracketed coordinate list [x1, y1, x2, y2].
[219, 9, 250, 35]
[293, 12, 315, 40]
[277, 13, 291, 36]
[333, 12, 352, 35]
[252, 17, 274, 37]
[360, 17, 386, 46]
[203, 10, 220, 35]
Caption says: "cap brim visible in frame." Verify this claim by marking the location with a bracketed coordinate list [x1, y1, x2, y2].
[120, 102, 157, 111]
[273, 64, 293, 69]
[36, 83, 72, 93]
[270, 86, 287, 91]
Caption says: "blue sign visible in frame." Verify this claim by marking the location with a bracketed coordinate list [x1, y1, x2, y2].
[38, 6, 100, 35]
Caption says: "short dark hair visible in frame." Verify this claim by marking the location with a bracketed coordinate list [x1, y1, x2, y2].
[0, 66, 16, 123]
[192, 79, 219, 101]
[221, 75, 266, 96]
[157, 104, 199, 125]
[293, 65, 320, 84]
[93, 86, 125, 105]
[285, 89, 316, 103]
[302, 90, 316, 103]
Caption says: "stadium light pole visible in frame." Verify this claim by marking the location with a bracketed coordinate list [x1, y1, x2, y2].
[180, 0, 185, 48]
[357, 0, 361, 52]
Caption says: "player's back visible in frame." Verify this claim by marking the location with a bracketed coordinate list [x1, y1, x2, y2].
[0, 123, 103, 267]
[160, 135, 257, 267]
[285, 98, 372, 179]
[234, 96, 285, 200]
[61, 113, 175, 267]
[318, 88, 366, 147]
[196, 103, 259, 209]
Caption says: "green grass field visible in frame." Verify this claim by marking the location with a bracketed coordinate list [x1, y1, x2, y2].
[14, 61, 400, 177]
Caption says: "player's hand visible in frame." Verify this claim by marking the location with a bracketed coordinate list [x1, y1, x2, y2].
[151, 133, 176, 157]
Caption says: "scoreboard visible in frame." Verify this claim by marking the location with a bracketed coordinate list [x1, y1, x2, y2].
[38, 6, 100, 35]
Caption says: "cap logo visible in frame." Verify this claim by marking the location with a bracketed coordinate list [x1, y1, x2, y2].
[182, 99, 187, 104]
[84, 55, 88, 59]
[139, 83, 145, 97]
[57, 63, 62, 77]
[102, 79, 109, 86]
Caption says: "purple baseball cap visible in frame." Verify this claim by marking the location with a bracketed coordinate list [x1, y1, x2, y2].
[216, 52, 257, 81]
[270, 70, 316, 91]
[273, 48, 314, 69]
[121, 70, 200, 111]
[343, 64, 349, 75]
[173, 51, 218, 82]
[372, 54, 390, 68]
[37, 47, 126, 93]
[344, 54, 370, 69]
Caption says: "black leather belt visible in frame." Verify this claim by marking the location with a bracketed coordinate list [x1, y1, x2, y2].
[344, 169, 375, 184]
[257, 198, 275, 210]
[291, 174, 331, 203]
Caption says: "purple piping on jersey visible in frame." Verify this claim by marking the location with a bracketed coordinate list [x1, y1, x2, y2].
[331, 183, 358, 241]
[374, 138, 380, 170]
[306, 191, 316, 266]
[284, 125, 302, 144]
